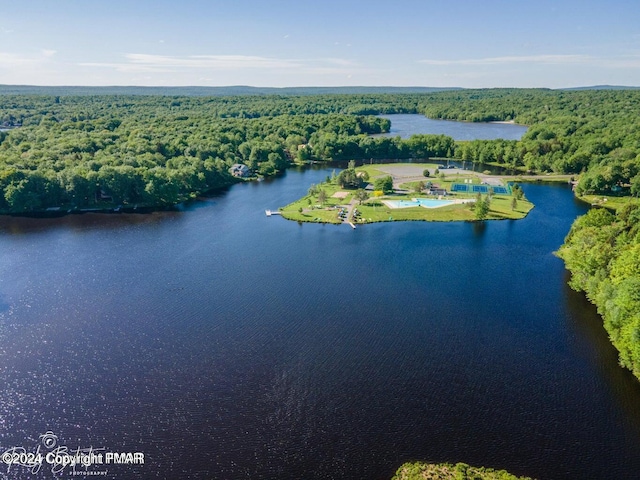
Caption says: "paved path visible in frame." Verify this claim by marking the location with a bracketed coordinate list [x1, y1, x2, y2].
[345, 196, 358, 223]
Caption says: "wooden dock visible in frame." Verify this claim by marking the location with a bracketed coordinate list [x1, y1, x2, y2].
[265, 210, 281, 216]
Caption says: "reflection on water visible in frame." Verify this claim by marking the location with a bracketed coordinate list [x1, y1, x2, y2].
[0, 209, 184, 235]
[563, 275, 640, 420]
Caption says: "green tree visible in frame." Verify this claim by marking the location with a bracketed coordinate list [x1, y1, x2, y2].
[355, 188, 369, 204]
[373, 175, 393, 194]
[143, 169, 180, 205]
[317, 188, 327, 205]
[4, 179, 42, 211]
[512, 184, 524, 200]
[474, 196, 490, 220]
[631, 174, 640, 197]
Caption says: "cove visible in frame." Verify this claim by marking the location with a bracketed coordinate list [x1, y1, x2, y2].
[1, 164, 640, 479]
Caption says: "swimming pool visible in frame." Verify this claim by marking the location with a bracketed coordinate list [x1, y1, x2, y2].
[383, 198, 455, 209]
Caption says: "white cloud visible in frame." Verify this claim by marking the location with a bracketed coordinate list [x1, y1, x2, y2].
[321, 58, 355, 66]
[0, 52, 36, 67]
[0, 50, 57, 68]
[80, 53, 369, 77]
[82, 53, 304, 73]
[418, 54, 592, 66]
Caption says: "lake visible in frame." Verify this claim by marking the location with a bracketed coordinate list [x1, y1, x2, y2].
[1, 126, 640, 479]
[376, 114, 528, 140]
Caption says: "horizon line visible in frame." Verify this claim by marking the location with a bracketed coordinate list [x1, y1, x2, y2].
[1, 84, 640, 91]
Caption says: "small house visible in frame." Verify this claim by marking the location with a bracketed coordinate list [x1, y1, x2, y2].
[230, 164, 251, 178]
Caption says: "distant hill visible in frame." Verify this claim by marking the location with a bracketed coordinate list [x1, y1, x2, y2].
[561, 85, 640, 90]
[0, 85, 461, 96]
[3, 84, 640, 96]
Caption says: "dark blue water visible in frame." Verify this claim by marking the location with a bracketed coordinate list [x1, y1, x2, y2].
[1, 167, 640, 479]
[377, 114, 528, 140]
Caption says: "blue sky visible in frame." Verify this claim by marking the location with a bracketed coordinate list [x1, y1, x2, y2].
[1, 0, 639, 88]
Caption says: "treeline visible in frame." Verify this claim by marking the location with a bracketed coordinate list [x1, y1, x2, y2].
[0, 108, 392, 212]
[0, 93, 457, 212]
[557, 205, 640, 380]
[0, 93, 421, 126]
[5, 89, 640, 174]
[0, 85, 458, 97]
[2, 89, 640, 213]
[306, 133, 454, 161]
[434, 90, 640, 195]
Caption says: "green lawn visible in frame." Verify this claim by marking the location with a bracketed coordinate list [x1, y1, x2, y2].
[281, 208, 343, 224]
[577, 194, 640, 211]
[280, 181, 349, 224]
[353, 196, 533, 224]
[509, 175, 575, 184]
[356, 162, 441, 179]
[351, 163, 387, 178]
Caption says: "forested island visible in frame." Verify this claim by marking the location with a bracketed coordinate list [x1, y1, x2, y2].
[1, 86, 639, 382]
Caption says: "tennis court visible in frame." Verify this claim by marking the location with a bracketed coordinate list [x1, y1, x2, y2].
[451, 183, 511, 195]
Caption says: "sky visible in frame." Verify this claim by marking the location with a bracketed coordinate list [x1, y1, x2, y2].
[1, 0, 640, 88]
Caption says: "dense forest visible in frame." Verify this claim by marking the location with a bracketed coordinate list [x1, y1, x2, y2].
[1, 88, 640, 214]
[557, 205, 640, 380]
[1, 88, 640, 379]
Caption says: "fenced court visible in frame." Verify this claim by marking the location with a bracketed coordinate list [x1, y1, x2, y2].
[451, 183, 512, 195]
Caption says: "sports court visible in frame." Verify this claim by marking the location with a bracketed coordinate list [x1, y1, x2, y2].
[451, 183, 512, 195]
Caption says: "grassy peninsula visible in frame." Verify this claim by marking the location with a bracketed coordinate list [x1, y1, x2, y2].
[280, 162, 534, 225]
